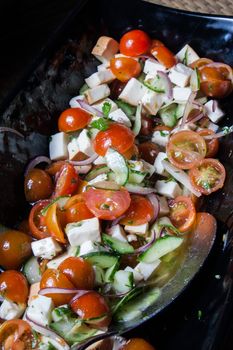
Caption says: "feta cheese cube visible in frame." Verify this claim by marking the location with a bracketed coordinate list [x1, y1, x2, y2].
[143, 58, 166, 76]
[69, 95, 85, 108]
[85, 84, 110, 105]
[91, 36, 119, 63]
[31, 237, 62, 260]
[173, 86, 192, 102]
[49, 132, 69, 161]
[93, 156, 106, 165]
[142, 160, 155, 178]
[158, 196, 170, 216]
[28, 282, 40, 305]
[204, 100, 224, 123]
[0, 299, 25, 320]
[156, 179, 182, 198]
[168, 63, 193, 87]
[77, 129, 95, 157]
[127, 234, 138, 242]
[108, 224, 127, 242]
[125, 266, 143, 283]
[152, 130, 170, 147]
[176, 44, 200, 65]
[154, 152, 168, 176]
[124, 223, 149, 235]
[85, 69, 115, 88]
[26, 295, 54, 327]
[79, 240, 97, 255]
[119, 78, 147, 106]
[88, 173, 108, 185]
[66, 218, 101, 246]
[92, 98, 118, 113]
[142, 89, 163, 115]
[134, 260, 161, 280]
[108, 108, 132, 127]
[97, 62, 110, 71]
[67, 137, 80, 160]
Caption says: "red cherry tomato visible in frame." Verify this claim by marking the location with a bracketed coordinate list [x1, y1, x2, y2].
[120, 195, 154, 226]
[200, 79, 232, 98]
[45, 202, 66, 244]
[24, 169, 53, 203]
[151, 45, 176, 68]
[121, 338, 156, 350]
[120, 29, 151, 57]
[169, 196, 196, 233]
[45, 161, 66, 176]
[53, 163, 79, 198]
[192, 212, 217, 238]
[138, 141, 160, 164]
[190, 58, 213, 69]
[0, 271, 29, 304]
[197, 129, 219, 158]
[93, 123, 135, 156]
[0, 320, 37, 350]
[110, 57, 141, 82]
[64, 194, 94, 224]
[122, 144, 139, 160]
[58, 108, 91, 132]
[83, 187, 131, 220]
[29, 200, 51, 240]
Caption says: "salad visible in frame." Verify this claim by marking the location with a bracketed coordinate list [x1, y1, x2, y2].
[0, 29, 232, 349]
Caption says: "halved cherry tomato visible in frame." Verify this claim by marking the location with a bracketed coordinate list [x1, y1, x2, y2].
[138, 141, 160, 164]
[0, 230, 31, 270]
[58, 107, 91, 132]
[45, 161, 66, 176]
[58, 257, 94, 290]
[198, 129, 219, 157]
[83, 187, 131, 220]
[70, 291, 111, 327]
[24, 168, 53, 202]
[0, 320, 36, 350]
[40, 268, 75, 306]
[93, 123, 135, 156]
[76, 179, 88, 194]
[64, 194, 94, 224]
[166, 130, 206, 170]
[120, 195, 154, 226]
[122, 144, 139, 160]
[169, 196, 196, 233]
[120, 29, 151, 57]
[154, 125, 172, 132]
[189, 158, 226, 195]
[45, 202, 66, 243]
[0, 271, 29, 303]
[110, 57, 141, 82]
[122, 338, 156, 350]
[151, 45, 176, 68]
[29, 200, 51, 239]
[53, 163, 79, 198]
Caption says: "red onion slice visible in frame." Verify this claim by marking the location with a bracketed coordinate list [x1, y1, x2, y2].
[125, 183, 156, 195]
[25, 156, 52, 177]
[68, 153, 98, 165]
[77, 100, 104, 118]
[39, 287, 84, 295]
[147, 193, 160, 224]
[180, 91, 197, 129]
[69, 290, 91, 306]
[134, 229, 156, 254]
[157, 71, 173, 100]
[0, 126, 24, 138]
[186, 112, 204, 125]
[204, 125, 233, 139]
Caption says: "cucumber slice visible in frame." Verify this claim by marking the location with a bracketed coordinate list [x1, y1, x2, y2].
[79, 83, 89, 95]
[105, 148, 129, 186]
[104, 260, 120, 283]
[93, 265, 105, 286]
[190, 68, 200, 92]
[85, 165, 110, 181]
[132, 102, 142, 136]
[128, 169, 147, 184]
[102, 234, 134, 255]
[175, 103, 186, 119]
[87, 180, 120, 191]
[23, 256, 41, 284]
[113, 270, 134, 294]
[52, 305, 74, 322]
[111, 286, 143, 314]
[115, 287, 161, 322]
[139, 236, 183, 263]
[82, 251, 119, 269]
[41, 196, 70, 216]
[144, 74, 165, 93]
[115, 100, 136, 119]
[159, 103, 177, 127]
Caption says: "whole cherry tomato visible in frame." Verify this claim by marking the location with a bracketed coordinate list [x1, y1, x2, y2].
[110, 57, 141, 82]
[151, 45, 176, 68]
[58, 108, 91, 132]
[24, 169, 53, 202]
[120, 29, 151, 57]
[0, 271, 29, 304]
[138, 141, 160, 164]
[120, 195, 154, 226]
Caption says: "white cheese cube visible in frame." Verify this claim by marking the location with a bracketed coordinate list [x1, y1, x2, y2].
[47, 246, 79, 269]
[142, 89, 163, 115]
[156, 179, 182, 198]
[152, 130, 170, 147]
[154, 152, 168, 176]
[92, 36, 119, 63]
[128, 160, 144, 172]
[92, 98, 118, 113]
[134, 260, 161, 280]
[31, 237, 62, 260]
[158, 196, 170, 216]
[79, 240, 97, 255]
[66, 218, 101, 246]
[77, 129, 95, 157]
[108, 224, 127, 242]
[168, 63, 193, 87]
[85, 69, 115, 88]
[143, 58, 166, 76]
[176, 44, 200, 65]
[204, 100, 224, 123]
[93, 156, 107, 165]
[0, 300, 25, 320]
[26, 295, 54, 327]
[97, 62, 110, 71]
[119, 78, 147, 106]
[67, 137, 80, 160]
[142, 160, 155, 178]
[108, 108, 132, 127]
[127, 234, 138, 242]
[88, 173, 108, 185]
[49, 132, 69, 161]
[173, 87, 192, 102]
[85, 84, 110, 105]
[124, 223, 149, 235]
[69, 95, 85, 108]
[125, 266, 143, 283]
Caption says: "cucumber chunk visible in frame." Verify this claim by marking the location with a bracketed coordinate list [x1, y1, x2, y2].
[115, 100, 136, 118]
[104, 260, 120, 283]
[105, 148, 129, 185]
[113, 270, 134, 294]
[128, 169, 147, 184]
[159, 103, 177, 127]
[82, 251, 119, 268]
[85, 165, 110, 181]
[23, 256, 41, 284]
[102, 234, 134, 254]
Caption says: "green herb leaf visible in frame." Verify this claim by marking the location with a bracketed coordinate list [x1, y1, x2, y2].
[102, 101, 111, 117]
[198, 310, 202, 320]
[90, 118, 109, 131]
[159, 130, 168, 137]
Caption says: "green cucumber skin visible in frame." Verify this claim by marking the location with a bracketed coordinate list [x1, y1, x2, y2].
[104, 261, 120, 283]
[85, 166, 109, 181]
[23, 256, 41, 284]
[81, 251, 120, 268]
[102, 234, 134, 254]
[105, 148, 129, 186]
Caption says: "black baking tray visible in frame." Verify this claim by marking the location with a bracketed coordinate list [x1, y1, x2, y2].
[0, 1, 233, 349]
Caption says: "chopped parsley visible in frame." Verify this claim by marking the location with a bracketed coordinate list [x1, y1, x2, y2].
[222, 125, 233, 135]
[90, 117, 109, 131]
[159, 130, 168, 137]
[102, 101, 112, 117]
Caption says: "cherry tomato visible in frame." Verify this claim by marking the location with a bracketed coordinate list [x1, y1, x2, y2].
[120, 29, 151, 57]
[190, 58, 213, 69]
[200, 79, 232, 98]
[0, 230, 31, 270]
[0, 271, 29, 303]
[120, 195, 154, 226]
[0, 320, 36, 350]
[169, 196, 196, 233]
[199, 64, 232, 98]
[141, 116, 154, 136]
[151, 45, 176, 68]
[45, 202, 66, 243]
[110, 57, 141, 82]
[53, 163, 79, 198]
[40, 268, 75, 306]
[138, 141, 159, 164]
[76, 179, 88, 194]
[154, 125, 172, 132]
[192, 212, 217, 238]
[189, 158, 226, 195]
[122, 144, 139, 160]
[121, 338, 156, 350]
[109, 80, 127, 99]
[45, 161, 66, 176]
[24, 169, 53, 203]
[198, 129, 219, 158]
[64, 194, 94, 224]
[151, 39, 164, 48]
[58, 107, 91, 132]
[70, 291, 111, 327]
[83, 187, 131, 220]
[29, 200, 51, 239]
[58, 257, 94, 290]
[93, 123, 135, 156]
[166, 130, 206, 170]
